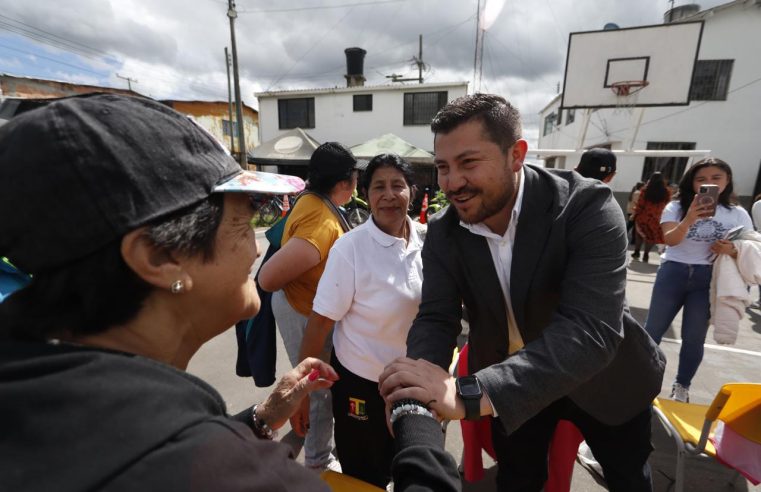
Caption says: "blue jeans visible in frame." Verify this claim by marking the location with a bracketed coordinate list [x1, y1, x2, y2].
[644, 260, 712, 388]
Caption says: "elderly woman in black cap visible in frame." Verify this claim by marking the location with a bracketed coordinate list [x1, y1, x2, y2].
[0, 94, 339, 491]
[0, 94, 460, 492]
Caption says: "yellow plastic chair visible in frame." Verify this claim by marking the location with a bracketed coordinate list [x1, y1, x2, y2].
[653, 383, 761, 492]
[320, 470, 384, 491]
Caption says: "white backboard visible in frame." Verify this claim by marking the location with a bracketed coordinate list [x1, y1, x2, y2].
[560, 21, 704, 109]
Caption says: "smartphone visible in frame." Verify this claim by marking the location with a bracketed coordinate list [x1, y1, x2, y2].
[697, 184, 720, 217]
[724, 225, 745, 241]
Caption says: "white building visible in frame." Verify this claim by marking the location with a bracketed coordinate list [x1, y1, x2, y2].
[256, 46, 467, 154]
[537, 0, 761, 207]
[256, 81, 468, 152]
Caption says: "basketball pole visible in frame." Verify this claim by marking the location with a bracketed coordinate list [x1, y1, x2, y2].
[576, 108, 593, 149]
[627, 107, 647, 152]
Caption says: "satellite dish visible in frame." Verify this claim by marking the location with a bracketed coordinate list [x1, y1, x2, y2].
[603, 22, 620, 30]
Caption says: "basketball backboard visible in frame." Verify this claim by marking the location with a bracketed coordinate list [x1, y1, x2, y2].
[560, 21, 704, 109]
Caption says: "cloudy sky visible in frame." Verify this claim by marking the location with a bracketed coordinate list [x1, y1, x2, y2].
[0, 0, 727, 145]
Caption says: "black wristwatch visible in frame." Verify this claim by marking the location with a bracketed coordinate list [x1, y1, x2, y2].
[456, 375, 483, 421]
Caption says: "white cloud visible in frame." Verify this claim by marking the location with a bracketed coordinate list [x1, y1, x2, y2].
[0, 0, 730, 146]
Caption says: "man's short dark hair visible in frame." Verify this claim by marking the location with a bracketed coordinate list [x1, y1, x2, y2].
[1, 195, 224, 342]
[430, 93, 522, 152]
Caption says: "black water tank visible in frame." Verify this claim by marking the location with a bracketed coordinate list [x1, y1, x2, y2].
[345, 47, 366, 76]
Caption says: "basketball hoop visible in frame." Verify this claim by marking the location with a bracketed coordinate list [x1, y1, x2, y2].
[611, 80, 649, 114]
[610, 80, 649, 97]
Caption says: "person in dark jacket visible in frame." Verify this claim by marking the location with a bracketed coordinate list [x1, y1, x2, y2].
[380, 94, 665, 491]
[0, 94, 454, 492]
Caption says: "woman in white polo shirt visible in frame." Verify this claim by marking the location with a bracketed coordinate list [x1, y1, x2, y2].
[298, 153, 424, 488]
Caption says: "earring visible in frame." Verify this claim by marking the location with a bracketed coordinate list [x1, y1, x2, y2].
[170, 280, 185, 294]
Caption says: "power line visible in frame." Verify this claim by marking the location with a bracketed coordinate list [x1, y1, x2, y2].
[0, 14, 117, 61]
[238, 0, 404, 14]
[0, 16, 232, 98]
[0, 42, 106, 77]
[264, 7, 357, 91]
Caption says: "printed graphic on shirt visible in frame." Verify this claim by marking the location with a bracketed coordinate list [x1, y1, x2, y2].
[688, 219, 731, 243]
[348, 397, 368, 421]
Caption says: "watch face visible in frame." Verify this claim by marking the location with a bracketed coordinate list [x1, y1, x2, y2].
[458, 377, 481, 398]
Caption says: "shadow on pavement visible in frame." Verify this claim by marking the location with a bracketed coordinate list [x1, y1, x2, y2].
[458, 419, 752, 492]
[627, 260, 660, 274]
[746, 306, 761, 335]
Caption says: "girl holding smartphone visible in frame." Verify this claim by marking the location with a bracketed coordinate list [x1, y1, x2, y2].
[644, 158, 753, 403]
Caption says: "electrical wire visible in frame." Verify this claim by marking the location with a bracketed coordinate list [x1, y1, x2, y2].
[0, 42, 105, 77]
[263, 7, 357, 91]
[238, 0, 405, 14]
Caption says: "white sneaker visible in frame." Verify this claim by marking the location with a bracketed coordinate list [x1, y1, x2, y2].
[576, 441, 604, 479]
[670, 382, 690, 403]
[307, 454, 342, 473]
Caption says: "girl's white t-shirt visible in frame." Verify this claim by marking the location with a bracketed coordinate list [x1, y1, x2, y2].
[660, 201, 753, 265]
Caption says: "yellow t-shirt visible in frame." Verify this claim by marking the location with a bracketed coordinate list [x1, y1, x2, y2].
[282, 194, 344, 316]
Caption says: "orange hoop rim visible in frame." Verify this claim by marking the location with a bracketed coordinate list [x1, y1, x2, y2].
[610, 80, 650, 97]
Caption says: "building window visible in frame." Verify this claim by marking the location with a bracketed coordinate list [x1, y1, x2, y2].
[278, 98, 315, 129]
[543, 112, 557, 136]
[403, 91, 448, 125]
[690, 60, 733, 101]
[566, 109, 575, 125]
[222, 119, 239, 137]
[642, 142, 696, 184]
[353, 94, 372, 112]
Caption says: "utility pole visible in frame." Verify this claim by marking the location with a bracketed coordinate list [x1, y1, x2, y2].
[472, 0, 485, 93]
[116, 73, 138, 92]
[386, 34, 427, 84]
[227, 0, 247, 168]
[415, 35, 424, 83]
[224, 47, 235, 154]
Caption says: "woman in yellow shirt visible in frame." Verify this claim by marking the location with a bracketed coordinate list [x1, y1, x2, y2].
[259, 142, 360, 472]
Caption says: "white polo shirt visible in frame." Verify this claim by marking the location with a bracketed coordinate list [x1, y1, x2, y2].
[312, 216, 424, 382]
[460, 167, 526, 355]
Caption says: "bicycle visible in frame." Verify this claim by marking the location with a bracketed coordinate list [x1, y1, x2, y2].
[256, 196, 283, 227]
[342, 193, 370, 228]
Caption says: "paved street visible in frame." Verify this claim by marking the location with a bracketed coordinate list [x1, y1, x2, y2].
[188, 229, 761, 491]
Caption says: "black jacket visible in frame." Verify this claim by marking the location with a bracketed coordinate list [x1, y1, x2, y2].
[0, 341, 327, 492]
[408, 166, 665, 434]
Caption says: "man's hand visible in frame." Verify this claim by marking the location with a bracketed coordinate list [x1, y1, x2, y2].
[257, 357, 338, 431]
[378, 357, 465, 421]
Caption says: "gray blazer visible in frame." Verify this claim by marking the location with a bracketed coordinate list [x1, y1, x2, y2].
[406, 165, 666, 435]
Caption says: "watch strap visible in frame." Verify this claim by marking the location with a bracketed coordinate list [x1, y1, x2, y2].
[462, 395, 481, 421]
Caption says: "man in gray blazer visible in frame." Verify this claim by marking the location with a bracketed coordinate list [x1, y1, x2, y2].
[380, 94, 665, 491]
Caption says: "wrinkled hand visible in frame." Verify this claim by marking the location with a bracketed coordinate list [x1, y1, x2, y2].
[257, 357, 338, 431]
[378, 357, 463, 421]
[711, 239, 737, 257]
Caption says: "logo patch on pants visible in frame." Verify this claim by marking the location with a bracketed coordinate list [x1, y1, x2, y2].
[348, 397, 368, 421]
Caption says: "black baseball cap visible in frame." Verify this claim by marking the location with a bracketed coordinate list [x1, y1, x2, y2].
[0, 93, 304, 274]
[310, 141, 367, 176]
[576, 148, 617, 181]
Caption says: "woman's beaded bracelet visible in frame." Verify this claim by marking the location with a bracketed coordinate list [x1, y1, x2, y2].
[390, 399, 434, 424]
[251, 404, 277, 440]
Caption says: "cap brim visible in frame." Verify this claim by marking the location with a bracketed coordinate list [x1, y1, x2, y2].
[213, 170, 305, 195]
[354, 159, 369, 171]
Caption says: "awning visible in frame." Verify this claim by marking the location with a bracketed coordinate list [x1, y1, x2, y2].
[248, 127, 321, 167]
[350, 133, 434, 165]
